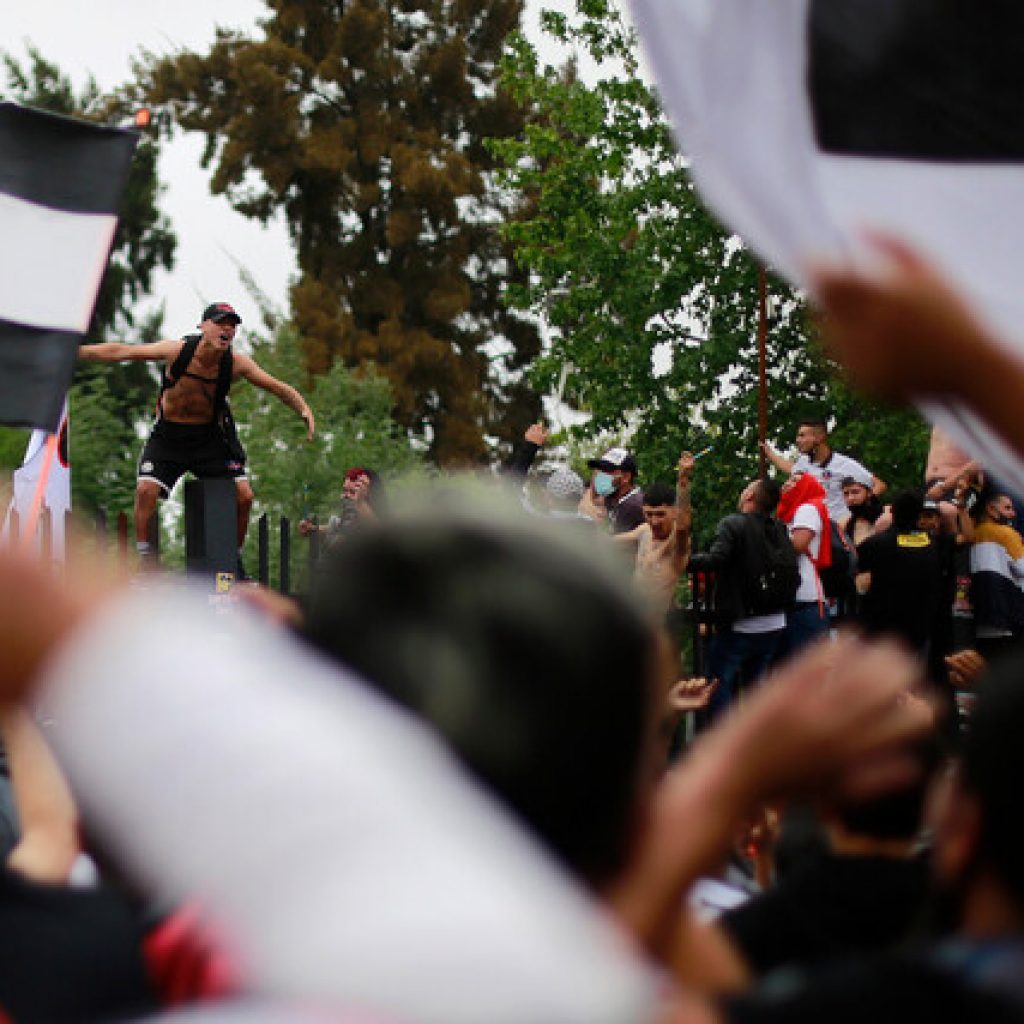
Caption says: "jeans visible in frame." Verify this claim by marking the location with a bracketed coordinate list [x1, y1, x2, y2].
[783, 602, 830, 659]
[705, 627, 785, 720]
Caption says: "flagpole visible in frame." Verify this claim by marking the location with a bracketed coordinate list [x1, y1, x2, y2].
[20, 432, 58, 552]
[757, 265, 769, 479]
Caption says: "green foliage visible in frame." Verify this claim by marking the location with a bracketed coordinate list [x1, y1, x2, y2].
[493, 3, 929, 542]
[140, 0, 541, 465]
[0, 427, 30, 473]
[232, 323, 424, 587]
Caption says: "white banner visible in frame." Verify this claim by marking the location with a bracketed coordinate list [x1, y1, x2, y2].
[3, 399, 70, 557]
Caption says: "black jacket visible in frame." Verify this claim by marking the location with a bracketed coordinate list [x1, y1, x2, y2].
[689, 512, 782, 622]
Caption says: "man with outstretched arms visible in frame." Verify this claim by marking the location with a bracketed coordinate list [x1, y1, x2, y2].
[80, 302, 315, 566]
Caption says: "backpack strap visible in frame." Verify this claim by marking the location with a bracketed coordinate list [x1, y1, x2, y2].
[167, 334, 202, 387]
[157, 335, 233, 421]
[214, 346, 233, 411]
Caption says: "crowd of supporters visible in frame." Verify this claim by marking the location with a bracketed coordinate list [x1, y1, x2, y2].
[1, 245, 1024, 1023]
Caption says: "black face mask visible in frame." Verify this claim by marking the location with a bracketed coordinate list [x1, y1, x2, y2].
[848, 495, 882, 524]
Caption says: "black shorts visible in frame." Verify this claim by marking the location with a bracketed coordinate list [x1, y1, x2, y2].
[138, 420, 247, 496]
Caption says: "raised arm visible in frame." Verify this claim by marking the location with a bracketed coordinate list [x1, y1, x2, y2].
[609, 637, 930, 959]
[673, 453, 695, 571]
[236, 354, 315, 440]
[760, 441, 794, 475]
[79, 339, 180, 363]
[506, 423, 550, 478]
[812, 235, 1024, 462]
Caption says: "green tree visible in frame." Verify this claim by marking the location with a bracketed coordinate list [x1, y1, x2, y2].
[0, 48, 177, 512]
[141, 0, 541, 466]
[232, 323, 423, 586]
[493, 2, 928, 541]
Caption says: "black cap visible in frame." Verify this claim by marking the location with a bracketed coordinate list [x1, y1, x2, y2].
[201, 302, 242, 325]
[586, 446, 638, 474]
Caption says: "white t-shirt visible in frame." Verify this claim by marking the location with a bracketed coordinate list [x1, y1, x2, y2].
[793, 452, 871, 522]
[789, 502, 823, 603]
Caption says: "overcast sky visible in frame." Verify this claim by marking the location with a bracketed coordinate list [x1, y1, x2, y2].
[4, 0, 586, 347]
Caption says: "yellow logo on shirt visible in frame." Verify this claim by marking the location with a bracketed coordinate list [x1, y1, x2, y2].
[896, 531, 930, 548]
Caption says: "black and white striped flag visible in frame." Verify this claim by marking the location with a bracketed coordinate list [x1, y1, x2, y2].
[628, 0, 1024, 493]
[0, 102, 137, 431]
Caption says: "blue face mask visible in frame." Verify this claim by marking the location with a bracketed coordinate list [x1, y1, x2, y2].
[594, 471, 616, 497]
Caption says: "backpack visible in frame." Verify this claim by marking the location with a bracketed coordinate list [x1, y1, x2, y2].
[820, 519, 857, 601]
[741, 514, 801, 615]
[159, 335, 245, 463]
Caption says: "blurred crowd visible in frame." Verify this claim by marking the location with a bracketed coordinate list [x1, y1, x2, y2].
[0, 243, 1023, 1024]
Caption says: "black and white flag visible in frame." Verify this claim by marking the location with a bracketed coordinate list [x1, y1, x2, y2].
[0, 103, 137, 431]
[627, 0, 1024, 491]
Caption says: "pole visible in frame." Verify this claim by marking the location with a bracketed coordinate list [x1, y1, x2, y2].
[757, 265, 769, 479]
[19, 432, 58, 552]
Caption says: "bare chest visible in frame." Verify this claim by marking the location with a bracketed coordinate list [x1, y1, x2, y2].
[160, 354, 226, 424]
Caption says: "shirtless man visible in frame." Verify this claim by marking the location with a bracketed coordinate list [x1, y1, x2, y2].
[80, 302, 315, 563]
[616, 453, 695, 619]
[924, 425, 981, 533]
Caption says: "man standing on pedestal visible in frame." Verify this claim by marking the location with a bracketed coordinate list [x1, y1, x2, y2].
[80, 302, 315, 570]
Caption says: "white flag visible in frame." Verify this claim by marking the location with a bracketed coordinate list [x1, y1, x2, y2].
[627, 0, 1024, 491]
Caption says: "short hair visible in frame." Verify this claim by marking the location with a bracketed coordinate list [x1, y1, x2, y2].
[302, 509, 656, 887]
[752, 478, 781, 514]
[798, 418, 828, 433]
[642, 482, 676, 508]
[972, 485, 1010, 523]
[891, 489, 924, 532]
[961, 650, 1024, 912]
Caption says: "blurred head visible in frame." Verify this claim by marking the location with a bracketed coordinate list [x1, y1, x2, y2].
[795, 419, 828, 455]
[752, 477, 781, 514]
[828, 735, 941, 843]
[919, 501, 942, 536]
[342, 468, 369, 500]
[303, 500, 659, 888]
[931, 652, 1024, 927]
[587, 448, 637, 500]
[642, 482, 678, 540]
[544, 466, 585, 513]
[341, 467, 382, 508]
[842, 480, 872, 509]
[983, 492, 1016, 526]
[777, 472, 827, 525]
[891, 490, 924, 533]
[737, 480, 758, 513]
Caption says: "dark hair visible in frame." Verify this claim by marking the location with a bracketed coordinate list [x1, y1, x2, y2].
[891, 489, 924, 532]
[961, 650, 1024, 912]
[753, 478, 781, 514]
[975, 485, 1012, 523]
[798, 418, 828, 433]
[831, 737, 940, 841]
[302, 515, 656, 887]
[642, 482, 676, 508]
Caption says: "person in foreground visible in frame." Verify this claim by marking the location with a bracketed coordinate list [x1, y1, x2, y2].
[0, 497, 933, 1023]
[669, 652, 1024, 1024]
